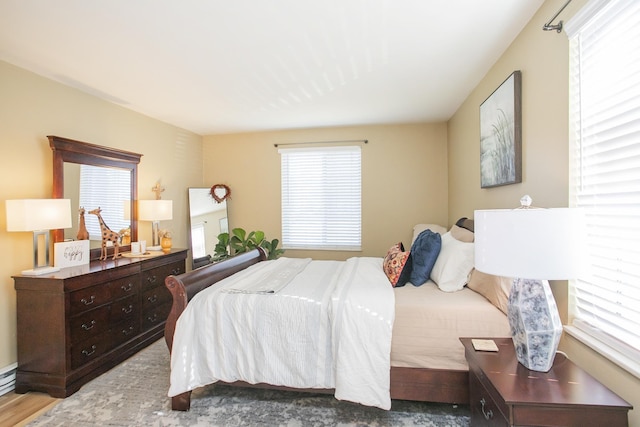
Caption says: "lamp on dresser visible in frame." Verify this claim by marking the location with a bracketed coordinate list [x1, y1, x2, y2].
[474, 195, 585, 372]
[138, 199, 172, 250]
[5, 198, 72, 275]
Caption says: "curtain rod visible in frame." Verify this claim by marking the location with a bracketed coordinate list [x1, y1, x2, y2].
[274, 139, 368, 148]
[543, 0, 572, 33]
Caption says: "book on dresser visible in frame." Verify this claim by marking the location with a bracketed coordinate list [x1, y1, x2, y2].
[13, 248, 187, 398]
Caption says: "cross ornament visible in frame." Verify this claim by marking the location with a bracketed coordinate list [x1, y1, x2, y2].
[151, 182, 165, 200]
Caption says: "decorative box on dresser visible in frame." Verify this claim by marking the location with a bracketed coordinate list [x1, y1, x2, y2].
[461, 337, 632, 427]
[13, 248, 187, 398]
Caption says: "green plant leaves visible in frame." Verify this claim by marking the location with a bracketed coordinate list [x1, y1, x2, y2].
[215, 228, 284, 260]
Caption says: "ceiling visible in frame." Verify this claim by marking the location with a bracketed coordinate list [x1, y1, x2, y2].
[0, 1, 544, 135]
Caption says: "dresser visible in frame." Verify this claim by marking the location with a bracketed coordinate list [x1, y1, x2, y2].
[461, 337, 632, 426]
[13, 248, 187, 398]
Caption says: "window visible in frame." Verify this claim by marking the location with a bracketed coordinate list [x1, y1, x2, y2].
[190, 223, 206, 258]
[280, 146, 361, 251]
[79, 164, 131, 240]
[566, 0, 640, 375]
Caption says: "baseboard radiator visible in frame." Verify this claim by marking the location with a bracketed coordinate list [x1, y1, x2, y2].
[0, 363, 17, 396]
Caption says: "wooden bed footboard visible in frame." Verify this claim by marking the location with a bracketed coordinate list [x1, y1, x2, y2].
[164, 247, 469, 411]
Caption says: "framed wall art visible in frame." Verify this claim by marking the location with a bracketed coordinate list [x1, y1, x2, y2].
[480, 70, 522, 188]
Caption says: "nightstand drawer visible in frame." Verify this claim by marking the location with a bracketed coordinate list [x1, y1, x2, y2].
[470, 370, 509, 427]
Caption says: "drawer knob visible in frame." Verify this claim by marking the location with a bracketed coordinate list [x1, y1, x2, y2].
[122, 326, 135, 336]
[146, 275, 157, 284]
[122, 305, 134, 314]
[121, 283, 134, 292]
[172, 268, 181, 275]
[147, 295, 158, 303]
[147, 313, 159, 323]
[480, 398, 493, 420]
[82, 345, 97, 357]
[81, 295, 96, 306]
[81, 320, 96, 331]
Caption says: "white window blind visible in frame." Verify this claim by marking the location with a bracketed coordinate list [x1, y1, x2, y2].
[190, 223, 206, 258]
[79, 165, 131, 240]
[280, 146, 361, 251]
[566, 0, 640, 365]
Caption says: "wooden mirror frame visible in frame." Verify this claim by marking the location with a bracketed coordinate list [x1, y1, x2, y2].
[49, 135, 143, 261]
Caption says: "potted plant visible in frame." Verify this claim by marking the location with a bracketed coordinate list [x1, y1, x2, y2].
[214, 227, 284, 261]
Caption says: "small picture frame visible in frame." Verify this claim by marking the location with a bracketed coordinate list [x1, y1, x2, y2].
[54, 240, 90, 268]
[480, 70, 522, 188]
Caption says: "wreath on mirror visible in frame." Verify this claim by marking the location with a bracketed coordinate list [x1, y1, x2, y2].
[210, 184, 231, 203]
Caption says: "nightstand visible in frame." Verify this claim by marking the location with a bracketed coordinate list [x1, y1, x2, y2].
[461, 338, 632, 427]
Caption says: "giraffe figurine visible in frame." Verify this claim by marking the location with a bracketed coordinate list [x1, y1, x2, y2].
[76, 207, 90, 240]
[88, 207, 120, 260]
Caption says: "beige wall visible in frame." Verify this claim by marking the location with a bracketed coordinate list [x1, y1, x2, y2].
[448, 0, 639, 424]
[0, 60, 203, 369]
[203, 123, 449, 260]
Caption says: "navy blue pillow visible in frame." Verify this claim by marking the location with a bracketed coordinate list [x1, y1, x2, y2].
[409, 230, 442, 286]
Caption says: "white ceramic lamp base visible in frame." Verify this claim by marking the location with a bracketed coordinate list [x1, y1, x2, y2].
[508, 278, 563, 372]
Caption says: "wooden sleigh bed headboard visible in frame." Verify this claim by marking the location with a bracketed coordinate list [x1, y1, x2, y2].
[163, 248, 469, 411]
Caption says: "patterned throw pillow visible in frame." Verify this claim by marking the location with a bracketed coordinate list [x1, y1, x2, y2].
[383, 242, 412, 287]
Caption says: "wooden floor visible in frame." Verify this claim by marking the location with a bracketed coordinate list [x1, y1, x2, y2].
[0, 392, 60, 427]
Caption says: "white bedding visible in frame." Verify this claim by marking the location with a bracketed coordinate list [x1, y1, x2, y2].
[169, 256, 395, 410]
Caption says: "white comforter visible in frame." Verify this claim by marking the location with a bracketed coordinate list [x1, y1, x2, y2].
[168, 256, 395, 409]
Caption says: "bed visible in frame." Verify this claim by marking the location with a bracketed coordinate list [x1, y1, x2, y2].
[164, 222, 512, 411]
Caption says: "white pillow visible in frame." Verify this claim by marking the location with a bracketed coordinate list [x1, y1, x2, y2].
[430, 232, 475, 292]
[411, 223, 447, 245]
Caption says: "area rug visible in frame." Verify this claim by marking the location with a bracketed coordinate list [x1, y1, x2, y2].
[28, 340, 470, 426]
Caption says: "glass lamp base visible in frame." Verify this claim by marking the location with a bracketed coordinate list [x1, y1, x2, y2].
[508, 278, 563, 372]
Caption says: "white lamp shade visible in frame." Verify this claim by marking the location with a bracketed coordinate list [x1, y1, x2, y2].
[138, 200, 173, 221]
[474, 208, 585, 280]
[6, 199, 72, 231]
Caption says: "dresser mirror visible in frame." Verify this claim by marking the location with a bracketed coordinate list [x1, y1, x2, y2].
[50, 135, 142, 260]
[188, 187, 228, 269]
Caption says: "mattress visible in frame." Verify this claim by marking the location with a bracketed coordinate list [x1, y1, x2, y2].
[391, 281, 511, 370]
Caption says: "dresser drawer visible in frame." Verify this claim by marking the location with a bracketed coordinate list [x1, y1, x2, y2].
[69, 285, 111, 315]
[71, 331, 111, 369]
[110, 294, 138, 323]
[70, 306, 111, 343]
[142, 285, 171, 311]
[470, 370, 509, 427]
[142, 302, 171, 330]
[110, 275, 139, 300]
[111, 319, 140, 348]
[141, 261, 184, 289]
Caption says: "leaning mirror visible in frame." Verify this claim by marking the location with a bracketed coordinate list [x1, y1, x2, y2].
[50, 135, 142, 260]
[188, 188, 228, 269]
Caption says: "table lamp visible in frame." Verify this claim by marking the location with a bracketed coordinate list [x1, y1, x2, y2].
[6, 199, 72, 275]
[138, 199, 172, 250]
[474, 196, 585, 372]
